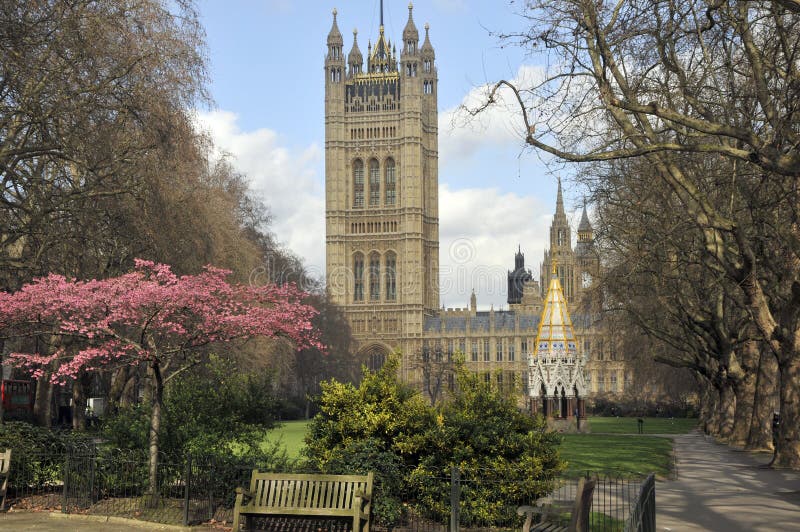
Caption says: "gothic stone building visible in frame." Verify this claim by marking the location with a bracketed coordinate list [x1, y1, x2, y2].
[323, 4, 625, 403]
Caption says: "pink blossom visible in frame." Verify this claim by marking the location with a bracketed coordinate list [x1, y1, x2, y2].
[0, 261, 322, 383]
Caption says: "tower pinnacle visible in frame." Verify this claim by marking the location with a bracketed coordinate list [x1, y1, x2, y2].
[555, 176, 565, 216]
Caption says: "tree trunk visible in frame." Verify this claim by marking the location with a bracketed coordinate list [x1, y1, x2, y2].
[731, 381, 754, 445]
[699, 385, 716, 434]
[147, 360, 164, 503]
[717, 381, 736, 440]
[33, 376, 53, 427]
[71, 372, 92, 431]
[730, 343, 758, 445]
[775, 354, 800, 468]
[746, 345, 778, 450]
[72, 378, 86, 431]
[109, 366, 138, 409]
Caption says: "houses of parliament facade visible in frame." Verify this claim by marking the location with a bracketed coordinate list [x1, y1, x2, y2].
[323, 4, 626, 403]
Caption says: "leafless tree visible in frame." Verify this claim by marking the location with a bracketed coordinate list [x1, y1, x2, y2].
[469, 0, 800, 467]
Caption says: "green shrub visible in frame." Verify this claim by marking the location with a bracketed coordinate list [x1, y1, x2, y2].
[0, 421, 93, 491]
[411, 367, 564, 526]
[303, 356, 565, 528]
[304, 355, 435, 527]
[102, 355, 288, 464]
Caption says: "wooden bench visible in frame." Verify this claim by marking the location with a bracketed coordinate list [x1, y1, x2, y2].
[232, 471, 373, 531]
[0, 449, 10, 511]
[517, 477, 596, 532]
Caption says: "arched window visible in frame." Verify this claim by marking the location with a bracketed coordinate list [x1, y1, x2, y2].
[369, 159, 380, 206]
[385, 251, 396, 301]
[353, 160, 364, 207]
[385, 158, 396, 205]
[369, 252, 380, 300]
[353, 253, 364, 302]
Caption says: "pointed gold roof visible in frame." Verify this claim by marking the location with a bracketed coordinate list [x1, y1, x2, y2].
[534, 261, 578, 356]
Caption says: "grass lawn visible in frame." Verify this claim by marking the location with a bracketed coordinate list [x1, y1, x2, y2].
[559, 434, 673, 477]
[264, 418, 678, 478]
[588, 416, 697, 434]
[263, 420, 310, 458]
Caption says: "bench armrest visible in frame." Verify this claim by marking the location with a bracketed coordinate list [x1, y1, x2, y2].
[517, 500, 560, 532]
[354, 489, 371, 503]
[232, 487, 252, 531]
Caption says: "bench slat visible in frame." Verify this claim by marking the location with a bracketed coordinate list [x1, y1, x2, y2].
[234, 472, 373, 531]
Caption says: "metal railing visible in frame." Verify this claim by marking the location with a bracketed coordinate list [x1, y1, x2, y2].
[6, 445, 655, 531]
[623, 474, 655, 532]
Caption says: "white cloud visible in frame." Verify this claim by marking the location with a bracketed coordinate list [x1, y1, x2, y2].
[438, 183, 560, 310]
[439, 64, 546, 165]
[194, 110, 325, 277]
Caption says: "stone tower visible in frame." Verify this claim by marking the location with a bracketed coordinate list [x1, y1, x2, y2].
[324, 3, 439, 366]
[575, 202, 599, 290]
[541, 178, 580, 302]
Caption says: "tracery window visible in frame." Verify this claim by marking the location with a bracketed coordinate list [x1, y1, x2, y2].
[369, 252, 380, 300]
[385, 158, 396, 205]
[353, 253, 364, 302]
[385, 251, 396, 301]
[369, 159, 380, 206]
[496, 339, 503, 362]
[353, 160, 364, 208]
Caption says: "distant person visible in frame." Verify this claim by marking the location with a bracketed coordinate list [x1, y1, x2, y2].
[637, 418, 644, 434]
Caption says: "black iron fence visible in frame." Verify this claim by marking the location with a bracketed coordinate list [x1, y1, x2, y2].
[5, 445, 655, 531]
[623, 474, 655, 532]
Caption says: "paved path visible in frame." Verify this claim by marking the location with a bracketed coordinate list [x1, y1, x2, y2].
[0, 512, 201, 531]
[657, 431, 800, 531]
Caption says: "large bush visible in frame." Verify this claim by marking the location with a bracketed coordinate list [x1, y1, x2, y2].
[411, 368, 564, 526]
[304, 356, 435, 527]
[303, 356, 564, 528]
[102, 355, 290, 465]
[0, 421, 93, 492]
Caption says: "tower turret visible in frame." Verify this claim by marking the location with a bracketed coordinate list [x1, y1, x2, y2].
[325, 9, 344, 86]
[402, 2, 419, 54]
[420, 23, 436, 95]
[542, 177, 578, 301]
[348, 29, 363, 76]
[508, 246, 533, 305]
[577, 203, 593, 244]
[575, 202, 599, 291]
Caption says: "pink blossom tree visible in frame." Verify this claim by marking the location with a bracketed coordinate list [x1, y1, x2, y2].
[0, 259, 321, 493]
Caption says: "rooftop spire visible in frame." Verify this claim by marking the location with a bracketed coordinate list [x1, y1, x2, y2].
[555, 176, 565, 216]
[535, 257, 577, 349]
[403, 1, 419, 43]
[327, 8, 343, 46]
[578, 202, 592, 233]
[380, 0, 384, 28]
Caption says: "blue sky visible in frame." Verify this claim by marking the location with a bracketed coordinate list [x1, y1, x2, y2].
[196, 0, 586, 309]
